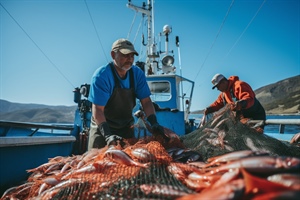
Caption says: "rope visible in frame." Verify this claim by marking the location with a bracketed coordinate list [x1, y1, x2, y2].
[0, 3, 75, 88]
[133, 16, 143, 45]
[192, 0, 235, 83]
[84, 0, 108, 62]
[224, 0, 267, 58]
[127, 11, 138, 40]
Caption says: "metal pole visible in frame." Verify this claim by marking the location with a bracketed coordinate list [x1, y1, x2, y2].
[176, 36, 185, 113]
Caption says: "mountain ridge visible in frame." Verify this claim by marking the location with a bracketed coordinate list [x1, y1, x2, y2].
[0, 99, 76, 123]
[255, 75, 300, 114]
[0, 75, 299, 123]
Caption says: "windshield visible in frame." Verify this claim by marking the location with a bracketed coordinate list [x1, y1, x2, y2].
[148, 81, 171, 101]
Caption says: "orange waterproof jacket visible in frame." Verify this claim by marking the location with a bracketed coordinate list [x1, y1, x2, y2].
[209, 76, 256, 112]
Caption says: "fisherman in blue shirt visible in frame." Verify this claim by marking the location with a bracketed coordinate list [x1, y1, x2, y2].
[88, 38, 164, 150]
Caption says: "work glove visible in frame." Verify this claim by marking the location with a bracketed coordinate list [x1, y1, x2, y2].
[147, 114, 170, 142]
[98, 122, 123, 146]
[105, 135, 124, 146]
[97, 122, 112, 137]
[147, 114, 164, 135]
[204, 107, 214, 115]
[230, 100, 247, 111]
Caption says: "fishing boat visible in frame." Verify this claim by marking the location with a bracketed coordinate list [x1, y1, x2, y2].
[0, 121, 78, 194]
[0, 0, 196, 194]
[73, 1, 197, 138]
[0, 0, 299, 197]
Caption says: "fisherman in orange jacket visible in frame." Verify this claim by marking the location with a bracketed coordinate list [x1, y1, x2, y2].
[204, 74, 266, 131]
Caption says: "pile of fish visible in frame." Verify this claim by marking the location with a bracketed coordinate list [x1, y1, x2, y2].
[1, 106, 300, 199]
[181, 105, 300, 160]
[1, 140, 193, 199]
[2, 141, 300, 199]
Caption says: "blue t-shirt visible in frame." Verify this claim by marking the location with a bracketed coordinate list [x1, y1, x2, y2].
[88, 63, 151, 106]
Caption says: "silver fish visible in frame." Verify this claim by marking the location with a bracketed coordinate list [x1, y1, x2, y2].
[105, 149, 149, 168]
[207, 156, 300, 175]
[131, 147, 155, 162]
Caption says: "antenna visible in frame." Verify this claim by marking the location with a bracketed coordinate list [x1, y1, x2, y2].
[127, 0, 159, 76]
[176, 36, 185, 111]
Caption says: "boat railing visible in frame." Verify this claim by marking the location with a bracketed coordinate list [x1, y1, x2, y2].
[0, 120, 74, 136]
[0, 120, 76, 147]
[247, 119, 300, 134]
[191, 117, 300, 134]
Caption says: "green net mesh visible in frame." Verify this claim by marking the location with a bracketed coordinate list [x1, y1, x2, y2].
[181, 105, 300, 160]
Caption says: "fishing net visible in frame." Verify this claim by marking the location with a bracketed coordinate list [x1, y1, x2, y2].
[3, 140, 197, 200]
[181, 105, 300, 160]
[2, 105, 300, 200]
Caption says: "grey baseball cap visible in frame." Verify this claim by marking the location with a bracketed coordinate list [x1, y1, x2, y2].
[111, 38, 138, 56]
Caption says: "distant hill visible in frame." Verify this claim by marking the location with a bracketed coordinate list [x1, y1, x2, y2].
[0, 100, 52, 113]
[192, 75, 300, 115]
[255, 75, 300, 114]
[0, 75, 299, 123]
[0, 99, 76, 123]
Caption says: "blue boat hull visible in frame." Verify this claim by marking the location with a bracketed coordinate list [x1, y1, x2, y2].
[0, 121, 77, 195]
[0, 138, 74, 194]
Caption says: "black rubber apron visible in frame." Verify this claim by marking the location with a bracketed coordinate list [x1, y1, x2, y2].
[88, 63, 136, 150]
[104, 63, 136, 134]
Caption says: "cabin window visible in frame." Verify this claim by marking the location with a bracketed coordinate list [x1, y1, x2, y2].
[147, 81, 171, 101]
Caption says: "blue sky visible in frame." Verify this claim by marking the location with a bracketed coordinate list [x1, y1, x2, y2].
[0, 0, 299, 111]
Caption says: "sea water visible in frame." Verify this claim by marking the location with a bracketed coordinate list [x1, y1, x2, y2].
[189, 114, 300, 141]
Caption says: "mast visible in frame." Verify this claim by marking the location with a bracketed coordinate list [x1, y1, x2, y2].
[127, 0, 159, 75]
[127, 0, 193, 124]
